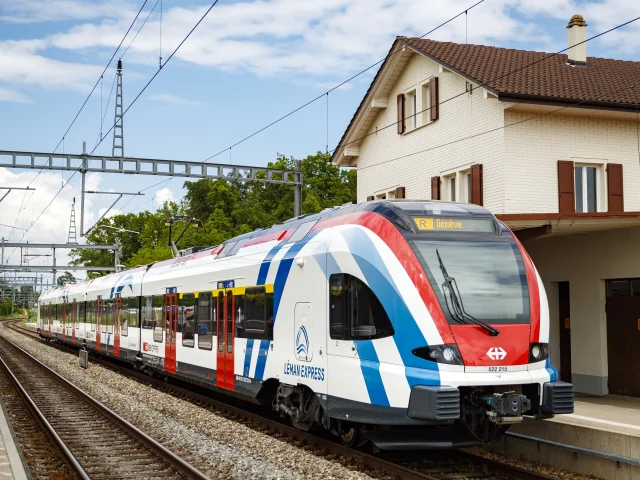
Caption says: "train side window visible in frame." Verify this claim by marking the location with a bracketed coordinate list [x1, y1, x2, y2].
[142, 297, 153, 329]
[329, 274, 395, 340]
[89, 301, 96, 331]
[198, 292, 213, 350]
[182, 293, 196, 348]
[129, 297, 140, 329]
[78, 301, 85, 326]
[120, 298, 129, 337]
[242, 287, 273, 340]
[153, 296, 164, 342]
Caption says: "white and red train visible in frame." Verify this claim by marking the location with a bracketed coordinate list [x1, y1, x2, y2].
[38, 200, 573, 449]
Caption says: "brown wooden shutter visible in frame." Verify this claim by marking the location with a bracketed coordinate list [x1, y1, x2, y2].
[558, 160, 575, 214]
[397, 93, 405, 134]
[429, 77, 439, 121]
[431, 176, 441, 200]
[470, 164, 483, 206]
[395, 186, 405, 199]
[607, 163, 624, 212]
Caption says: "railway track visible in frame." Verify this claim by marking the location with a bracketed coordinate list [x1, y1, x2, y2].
[4, 320, 557, 480]
[0, 329, 209, 480]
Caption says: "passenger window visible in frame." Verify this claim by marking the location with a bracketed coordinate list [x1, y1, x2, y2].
[89, 301, 96, 331]
[198, 293, 213, 350]
[241, 287, 274, 340]
[120, 298, 129, 337]
[329, 274, 395, 340]
[142, 297, 153, 329]
[182, 293, 196, 347]
[128, 297, 139, 329]
[153, 296, 164, 342]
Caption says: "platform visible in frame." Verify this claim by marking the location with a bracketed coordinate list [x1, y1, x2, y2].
[0, 401, 28, 480]
[491, 394, 640, 480]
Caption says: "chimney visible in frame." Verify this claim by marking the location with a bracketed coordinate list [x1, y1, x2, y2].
[567, 14, 587, 66]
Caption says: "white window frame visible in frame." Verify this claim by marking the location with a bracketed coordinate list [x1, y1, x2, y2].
[404, 87, 418, 131]
[441, 164, 474, 204]
[574, 161, 606, 213]
[420, 79, 431, 126]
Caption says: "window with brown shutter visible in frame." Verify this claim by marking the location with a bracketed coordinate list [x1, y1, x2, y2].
[397, 93, 405, 134]
[431, 176, 440, 200]
[557, 160, 575, 214]
[607, 163, 624, 212]
[395, 186, 405, 199]
[366, 195, 374, 201]
[470, 164, 483, 206]
[429, 77, 439, 121]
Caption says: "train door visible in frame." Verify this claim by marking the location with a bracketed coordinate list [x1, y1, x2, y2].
[216, 289, 235, 390]
[48, 303, 52, 337]
[164, 292, 178, 374]
[96, 297, 102, 352]
[114, 296, 122, 357]
[72, 300, 77, 344]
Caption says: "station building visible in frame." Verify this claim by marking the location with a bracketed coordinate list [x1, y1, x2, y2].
[332, 15, 640, 397]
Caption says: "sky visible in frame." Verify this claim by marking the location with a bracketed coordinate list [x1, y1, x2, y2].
[0, 0, 639, 281]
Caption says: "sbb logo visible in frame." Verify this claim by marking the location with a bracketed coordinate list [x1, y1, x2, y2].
[486, 347, 507, 360]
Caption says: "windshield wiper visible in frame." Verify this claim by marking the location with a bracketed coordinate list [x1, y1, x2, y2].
[436, 249, 500, 337]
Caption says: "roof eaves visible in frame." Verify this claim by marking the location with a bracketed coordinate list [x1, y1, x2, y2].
[398, 37, 501, 98]
[331, 39, 404, 165]
[498, 92, 640, 113]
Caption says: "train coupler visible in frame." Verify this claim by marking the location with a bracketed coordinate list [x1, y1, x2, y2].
[484, 391, 531, 425]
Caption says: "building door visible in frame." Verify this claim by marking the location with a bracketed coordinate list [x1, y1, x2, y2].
[606, 279, 640, 397]
[96, 298, 102, 352]
[558, 282, 572, 383]
[164, 293, 178, 374]
[216, 290, 235, 390]
[114, 296, 122, 357]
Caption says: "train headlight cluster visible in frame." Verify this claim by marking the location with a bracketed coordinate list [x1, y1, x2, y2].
[529, 343, 549, 363]
[412, 344, 463, 365]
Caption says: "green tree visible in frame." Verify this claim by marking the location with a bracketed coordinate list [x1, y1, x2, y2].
[57, 271, 76, 286]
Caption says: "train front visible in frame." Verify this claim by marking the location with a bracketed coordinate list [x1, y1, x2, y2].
[367, 201, 574, 448]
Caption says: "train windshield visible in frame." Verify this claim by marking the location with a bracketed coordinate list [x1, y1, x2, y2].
[411, 240, 530, 325]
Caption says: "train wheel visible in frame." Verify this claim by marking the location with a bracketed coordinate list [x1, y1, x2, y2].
[339, 421, 361, 448]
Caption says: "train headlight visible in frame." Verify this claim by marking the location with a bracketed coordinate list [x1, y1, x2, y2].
[412, 344, 463, 365]
[529, 343, 549, 363]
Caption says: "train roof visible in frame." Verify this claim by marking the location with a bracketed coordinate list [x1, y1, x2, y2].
[39, 200, 493, 301]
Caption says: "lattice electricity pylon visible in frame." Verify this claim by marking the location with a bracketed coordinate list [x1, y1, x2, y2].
[67, 198, 78, 244]
[112, 59, 124, 157]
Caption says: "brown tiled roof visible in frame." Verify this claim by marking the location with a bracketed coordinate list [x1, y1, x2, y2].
[401, 37, 640, 105]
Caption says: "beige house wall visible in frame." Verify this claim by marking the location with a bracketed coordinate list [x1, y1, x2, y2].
[503, 110, 640, 214]
[356, 52, 510, 212]
[523, 226, 640, 395]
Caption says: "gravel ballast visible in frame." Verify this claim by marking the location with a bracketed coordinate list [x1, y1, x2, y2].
[0, 326, 374, 480]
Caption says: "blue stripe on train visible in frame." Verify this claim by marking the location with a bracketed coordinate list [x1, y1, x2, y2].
[243, 338, 254, 377]
[257, 243, 287, 285]
[254, 339, 270, 380]
[340, 228, 440, 389]
[355, 340, 390, 407]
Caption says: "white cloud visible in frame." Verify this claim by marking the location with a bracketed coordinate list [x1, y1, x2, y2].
[0, 0, 129, 23]
[148, 93, 204, 106]
[0, 87, 31, 103]
[155, 187, 174, 206]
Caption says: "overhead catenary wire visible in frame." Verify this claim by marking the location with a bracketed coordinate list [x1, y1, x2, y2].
[5, 0, 150, 247]
[202, 0, 486, 163]
[332, 13, 640, 158]
[121, 1, 488, 215]
[5, 1, 221, 262]
[357, 82, 640, 173]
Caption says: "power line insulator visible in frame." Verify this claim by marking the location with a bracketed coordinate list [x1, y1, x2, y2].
[117, 59, 123, 72]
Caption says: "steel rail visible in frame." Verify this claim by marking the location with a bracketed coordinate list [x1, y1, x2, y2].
[5, 320, 558, 480]
[0, 331, 210, 480]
